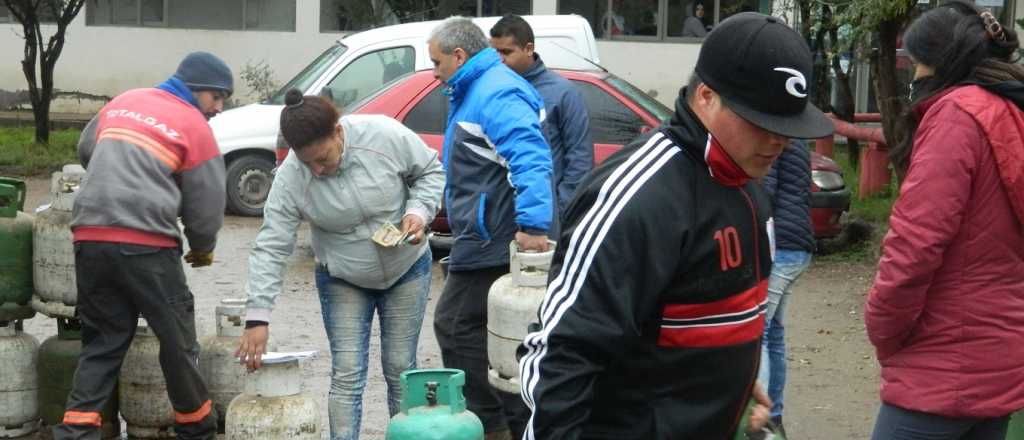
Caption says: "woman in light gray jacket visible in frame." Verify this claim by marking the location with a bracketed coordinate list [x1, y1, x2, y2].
[236, 89, 444, 440]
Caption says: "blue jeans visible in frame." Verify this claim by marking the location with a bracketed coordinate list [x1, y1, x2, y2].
[871, 403, 1009, 440]
[315, 250, 432, 440]
[757, 249, 811, 420]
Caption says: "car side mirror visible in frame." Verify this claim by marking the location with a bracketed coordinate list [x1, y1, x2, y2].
[320, 88, 334, 101]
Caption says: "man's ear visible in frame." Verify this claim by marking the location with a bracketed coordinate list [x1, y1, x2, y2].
[693, 83, 719, 110]
[454, 47, 468, 66]
[525, 42, 535, 54]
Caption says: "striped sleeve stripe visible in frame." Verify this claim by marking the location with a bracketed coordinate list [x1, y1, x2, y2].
[518, 133, 681, 438]
[520, 133, 672, 407]
[541, 133, 669, 319]
[99, 128, 182, 170]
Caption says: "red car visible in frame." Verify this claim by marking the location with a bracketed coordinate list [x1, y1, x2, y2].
[282, 69, 850, 248]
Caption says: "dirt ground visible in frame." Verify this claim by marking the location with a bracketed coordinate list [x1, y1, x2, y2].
[16, 176, 882, 439]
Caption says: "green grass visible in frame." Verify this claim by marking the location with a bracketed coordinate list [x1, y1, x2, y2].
[815, 145, 897, 263]
[0, 127, 81, 176]
[832, 147, 898, 224]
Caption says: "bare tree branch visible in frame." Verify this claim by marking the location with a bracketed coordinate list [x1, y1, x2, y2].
[3, 0, 86, 143]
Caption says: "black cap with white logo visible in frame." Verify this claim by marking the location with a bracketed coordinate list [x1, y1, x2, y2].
[695, 12, 833, 139]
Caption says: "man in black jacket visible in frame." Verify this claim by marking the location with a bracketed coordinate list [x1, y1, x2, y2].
[518, 13, 834, 439]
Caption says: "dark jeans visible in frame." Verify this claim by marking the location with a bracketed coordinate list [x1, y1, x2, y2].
[54, 242, 216, 440]
[433, 266, 530, 437]
[871, 403, 1009, 440]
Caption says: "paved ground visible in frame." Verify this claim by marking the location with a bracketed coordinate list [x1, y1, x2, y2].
[16, 176, 882, 439]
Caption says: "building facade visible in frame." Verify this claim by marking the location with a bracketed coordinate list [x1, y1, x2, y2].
[0, 0, 1018, 114]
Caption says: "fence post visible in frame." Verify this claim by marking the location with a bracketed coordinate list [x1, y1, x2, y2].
[815, 136, 835, 158]
[859, 142, 892, 199]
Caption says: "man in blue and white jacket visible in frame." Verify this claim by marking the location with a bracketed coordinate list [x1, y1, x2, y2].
[428, 16, 554, 440]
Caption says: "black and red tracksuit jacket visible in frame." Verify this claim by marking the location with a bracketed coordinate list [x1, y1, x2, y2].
[518, 94, 773, 440]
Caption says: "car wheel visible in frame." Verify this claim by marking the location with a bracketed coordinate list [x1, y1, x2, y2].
[225, 154, 274, 217]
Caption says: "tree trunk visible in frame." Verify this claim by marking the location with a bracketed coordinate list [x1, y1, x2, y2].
[798, 0, 812, 47]
[829, 17, 859, 168]
[5, 0, 87, 144]
[872, 16, 910, 150]
[811, 10, 831, 113]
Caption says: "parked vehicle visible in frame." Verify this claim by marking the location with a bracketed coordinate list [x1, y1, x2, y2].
[210, 12, 849, 244]
[210, 15, 600, 216]
[341, 69, 851, 249]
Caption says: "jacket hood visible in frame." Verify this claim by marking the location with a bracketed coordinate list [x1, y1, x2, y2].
[920, 84, 1024, 226]
[447, 48, 502, 102]
[521, 54, 547, 83]
[664, 87, 752, 187]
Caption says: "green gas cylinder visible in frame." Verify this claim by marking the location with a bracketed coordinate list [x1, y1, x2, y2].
[0, 177, 35, 323]
[386, 369, 484, 440]
[38, 318, 120, 438]
[1007, 410, 1024, 439]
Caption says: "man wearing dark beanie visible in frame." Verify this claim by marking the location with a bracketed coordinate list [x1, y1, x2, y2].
[55, 52, 232, 440]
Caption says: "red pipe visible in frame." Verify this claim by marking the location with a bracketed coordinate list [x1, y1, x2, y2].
[831, 118, 887, 146]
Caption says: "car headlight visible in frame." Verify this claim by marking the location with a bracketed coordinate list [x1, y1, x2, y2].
[812, 170, 845, 191]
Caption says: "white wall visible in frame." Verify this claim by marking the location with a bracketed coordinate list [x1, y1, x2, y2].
[0, 0, 340, 113]
[533, 0, 557, 15]
[0, 0, 699, 114]
[596, 40, 700, 107]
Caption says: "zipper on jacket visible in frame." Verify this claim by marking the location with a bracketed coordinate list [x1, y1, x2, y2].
[733, 187, 765, 436]
[342, 170, 389, 280]
[738, 188, 761, 281]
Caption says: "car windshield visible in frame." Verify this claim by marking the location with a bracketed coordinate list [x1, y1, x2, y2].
[605, 75, 673, 124]
[265, 43, 347, 105]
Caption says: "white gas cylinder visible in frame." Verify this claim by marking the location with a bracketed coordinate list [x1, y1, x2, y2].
[225, 357, 321, 439]
[487, 241, 555, 394]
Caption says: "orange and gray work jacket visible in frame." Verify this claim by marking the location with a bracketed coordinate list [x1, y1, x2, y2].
[71, 87, 226, 253]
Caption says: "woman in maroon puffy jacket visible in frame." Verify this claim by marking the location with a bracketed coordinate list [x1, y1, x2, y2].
[866, 2, 1024, 439]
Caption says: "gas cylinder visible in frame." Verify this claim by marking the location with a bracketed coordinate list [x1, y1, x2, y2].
[0, 321, 39, 438]
[32, 165, 86, 319]
[37, 318, 120, 438]
[120, 319, 175, 438]
[487, 241, 555, 394]
[733, 398, 786, 440]
[225, 358, 320, 439]
[0, 177, 36, 323]
[1007, 410, 1024, 440]
[199, 298, 276, 433]
[385, 369, 484, 440]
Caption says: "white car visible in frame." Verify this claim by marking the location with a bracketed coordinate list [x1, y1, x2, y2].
[210, 15, 600, 216]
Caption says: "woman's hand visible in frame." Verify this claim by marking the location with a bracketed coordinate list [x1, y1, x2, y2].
[401, 214, 426, 245]
[235, 325, 269, 372]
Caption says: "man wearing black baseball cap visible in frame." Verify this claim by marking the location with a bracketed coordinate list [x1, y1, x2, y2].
[518, 12, 832, 439]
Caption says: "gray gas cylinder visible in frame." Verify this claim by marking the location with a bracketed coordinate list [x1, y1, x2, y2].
[0, 321, 40, 438]
[199, 298, 276, 433]
[32, 164, 85, 319]
[119, 319, 175, 438]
